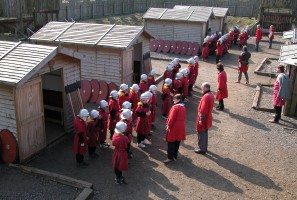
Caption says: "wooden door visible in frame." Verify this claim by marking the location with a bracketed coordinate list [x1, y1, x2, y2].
[16, 77, 46, 162]
[122, 48, 134, 86]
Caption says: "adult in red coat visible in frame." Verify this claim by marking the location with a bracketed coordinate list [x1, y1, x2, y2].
[216, 63, 228, 111]
[235, 46, 251, 84]
[135, 92, 151, 148]
[108, 90, 120, 140]
[255, 24, 263, 51]
[164, 94, 186, 163]
[195, 82, 214, 154]
[98, 100, 110, 148]
[73, 109, 89, 167]
[161, 78, 172, 119]
[268, 25, 275, 49]
[112, 122, 130, 184]
[87, 110, 101, 158]
[215, 39, 224, 64]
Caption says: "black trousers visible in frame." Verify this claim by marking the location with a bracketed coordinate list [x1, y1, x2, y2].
[216, 55, 221, 64]
[167, 141, 181, 160]
[274, 105, 282, 122]
[114, 168, 123, 179]
[219, 100, 224, 109]
[76, 154, 84, 163]
[188, 84, 193, 95]
[88, 146, 96, 156]
[137, 132, 145, 144]
[110, 130, 114, 140]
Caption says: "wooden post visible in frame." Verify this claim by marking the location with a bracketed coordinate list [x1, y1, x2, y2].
[92, 3, 94, 19]
[66, 6, 68, 21]
[80, 4, 82, 19]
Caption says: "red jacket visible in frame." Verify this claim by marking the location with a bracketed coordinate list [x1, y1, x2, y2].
[216, 70, 228, 100]
[187, 65, 196, 84]
[161, 85, 171, 116]
[98, 108, 108, 142]
[194, 62, 199, 80]
[118, 91, 130, 109]
[196, 91, 215, 131]
[108, 99, 120, 130]
[151, 93, 157, 123]
[139, 81, 148, 94]
[166, 103, 186, 142]
[164, 70, 172, 80]
[112, 133, 130, 171]
[216, 42, 224, 56]
[120, 119, 132, 142]
[135, 102, 151, 135]
[87, 119, 100, 147]
[255, 28, 263, 43]
[202, 43, 209, 58]
[239, 33, 245, 45]
[182, 77, 189, 97]
[173, 79, 183, 95]
[73, 117, 88, 155]
[147, 76, 156, 86]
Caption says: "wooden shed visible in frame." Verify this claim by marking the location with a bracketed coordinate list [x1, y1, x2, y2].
[29, 21, 154, 86]
[0, 41, 80, 162]
[173, 5, 229, 35]
[143, 7, 215, 46]
[278, 44, 297, 117]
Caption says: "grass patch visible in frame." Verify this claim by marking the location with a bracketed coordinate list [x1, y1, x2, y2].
[227, 16, 258, 29]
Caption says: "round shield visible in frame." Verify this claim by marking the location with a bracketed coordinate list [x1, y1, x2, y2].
[89, 79, 100, 103]
[108, 82, 118, 96]
[162, 40, 171, 53]
[156, 40, 164, 53]
[149, 39, 159, 52]
[96, 80, 108, 104]
[180, 42, 189, 55]
[80, 80, 92, 103]
[186, 42, 194, 55]
[192, 42, 200, 56]
[170, 41, 176, 53]
[0, 129, 18, 164]
[174, 41, 183, 54]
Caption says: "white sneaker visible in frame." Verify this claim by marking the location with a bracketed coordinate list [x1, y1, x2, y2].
[138, 143, 146, 148]
[143, 139, 151, 145]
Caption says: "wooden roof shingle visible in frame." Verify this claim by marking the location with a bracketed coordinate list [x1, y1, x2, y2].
[30, 22, 153, 49]
[279, 44, 297, 62]
[0, 41, 57, 87]
[173, 5, 229, 18]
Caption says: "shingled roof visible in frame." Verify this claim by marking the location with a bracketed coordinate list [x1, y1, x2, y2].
[173, 5, 229, 18]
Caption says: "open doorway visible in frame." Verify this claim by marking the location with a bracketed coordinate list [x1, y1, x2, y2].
[133, 42, 142, 83]
[42, 69, 65, 145]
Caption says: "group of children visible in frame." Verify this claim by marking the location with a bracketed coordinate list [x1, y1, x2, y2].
[202, 25, 250, 63]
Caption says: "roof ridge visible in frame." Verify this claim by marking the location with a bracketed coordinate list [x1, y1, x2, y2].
[95, 24, 116, 45]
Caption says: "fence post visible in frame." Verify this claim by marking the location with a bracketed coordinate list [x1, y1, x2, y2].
[234, 5, 237, 17]
[103, 2, 105, 16]
[251, 4, 254, 18]
[66, 6, 68, 21]
[92, 3, 94, 19]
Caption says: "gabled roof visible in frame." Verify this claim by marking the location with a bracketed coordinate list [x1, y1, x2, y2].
[0, 41, 57, 87]
[173, 5, 229, 18]
[30, 21, 154, 50]
[279, 44, 297, 62]
[143, 7, 215, 23]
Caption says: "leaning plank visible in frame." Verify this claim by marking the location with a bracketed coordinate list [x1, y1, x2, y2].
[252, 84, 262, 109]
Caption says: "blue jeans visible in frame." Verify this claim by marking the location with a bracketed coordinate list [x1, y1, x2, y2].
[269, 39, 273, 48]
[197, 129, 208, 152]
[255, 42, 259, 51]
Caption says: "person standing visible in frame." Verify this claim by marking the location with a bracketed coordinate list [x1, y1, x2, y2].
[108, 90, 120, 140]
[216, 63, 228, 111]
[235, 46, 251, 84]
[268, 25, 275, 49]
[87, 110, 101, 158]
[216, 39, 224, 64]
[187, 57, 196, 96]
[73, 109, 89, 167]
[269, 65, 291, 123]
[118, 84, 130, 109]
[98, 100, 110, 148]
[112, 122, 130, 184]
[164, 94, 186, 163]
[161, 78, 172, 119]
[255, 24, 263, 51]
[195, 82, 214, 154]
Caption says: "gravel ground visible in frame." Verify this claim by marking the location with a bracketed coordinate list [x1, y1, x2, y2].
[2, 35, 297, 200]
[0, 164, 82, 200]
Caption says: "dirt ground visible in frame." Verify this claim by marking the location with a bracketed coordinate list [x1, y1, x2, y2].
[1, 35, 297, 199]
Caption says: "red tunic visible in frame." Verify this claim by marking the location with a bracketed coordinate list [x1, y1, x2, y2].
[87, 119, 100, 147]
[129, 90, 139, 122]
[73, 117, 88, 155]
[120, 119, 132, 142]
[166, 103, 186, 142]
[238, 33, 245, 45]
[118, 91, 130, 109]
[194, 62, 199, 81]
[243, 32, 249, 45]
[139, 81, 148, 94]
[135, 102, 151, 135]
[182, 77, 189, 97]
[173, 79, 183, 95]
[216, 42, 224, 56]
[164, 70, 172, 80]
[112, 133, 130, 171]
[161, 86, 171, 116]
[255, 28, 263, 43]
[216, 70, 228, 100]
[151, 93, 157, 123]
[98, 108, 108, 142]
[147, 76, 156, 86]
[108, 100, 120, 131]
[202, 43, 209, 58]
[187, 65, 196, 84]
[196, 91, 215, 131]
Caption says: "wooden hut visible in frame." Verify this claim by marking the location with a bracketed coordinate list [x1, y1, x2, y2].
[142, 7, 215, 46]
[173, 5, 229, 34]
[278, 44, 297, 117]
[0, 41, 80, 162]
[29, 21, 154, 86]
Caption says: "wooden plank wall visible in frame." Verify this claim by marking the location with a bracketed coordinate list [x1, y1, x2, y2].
[0, 86, 17, 137]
